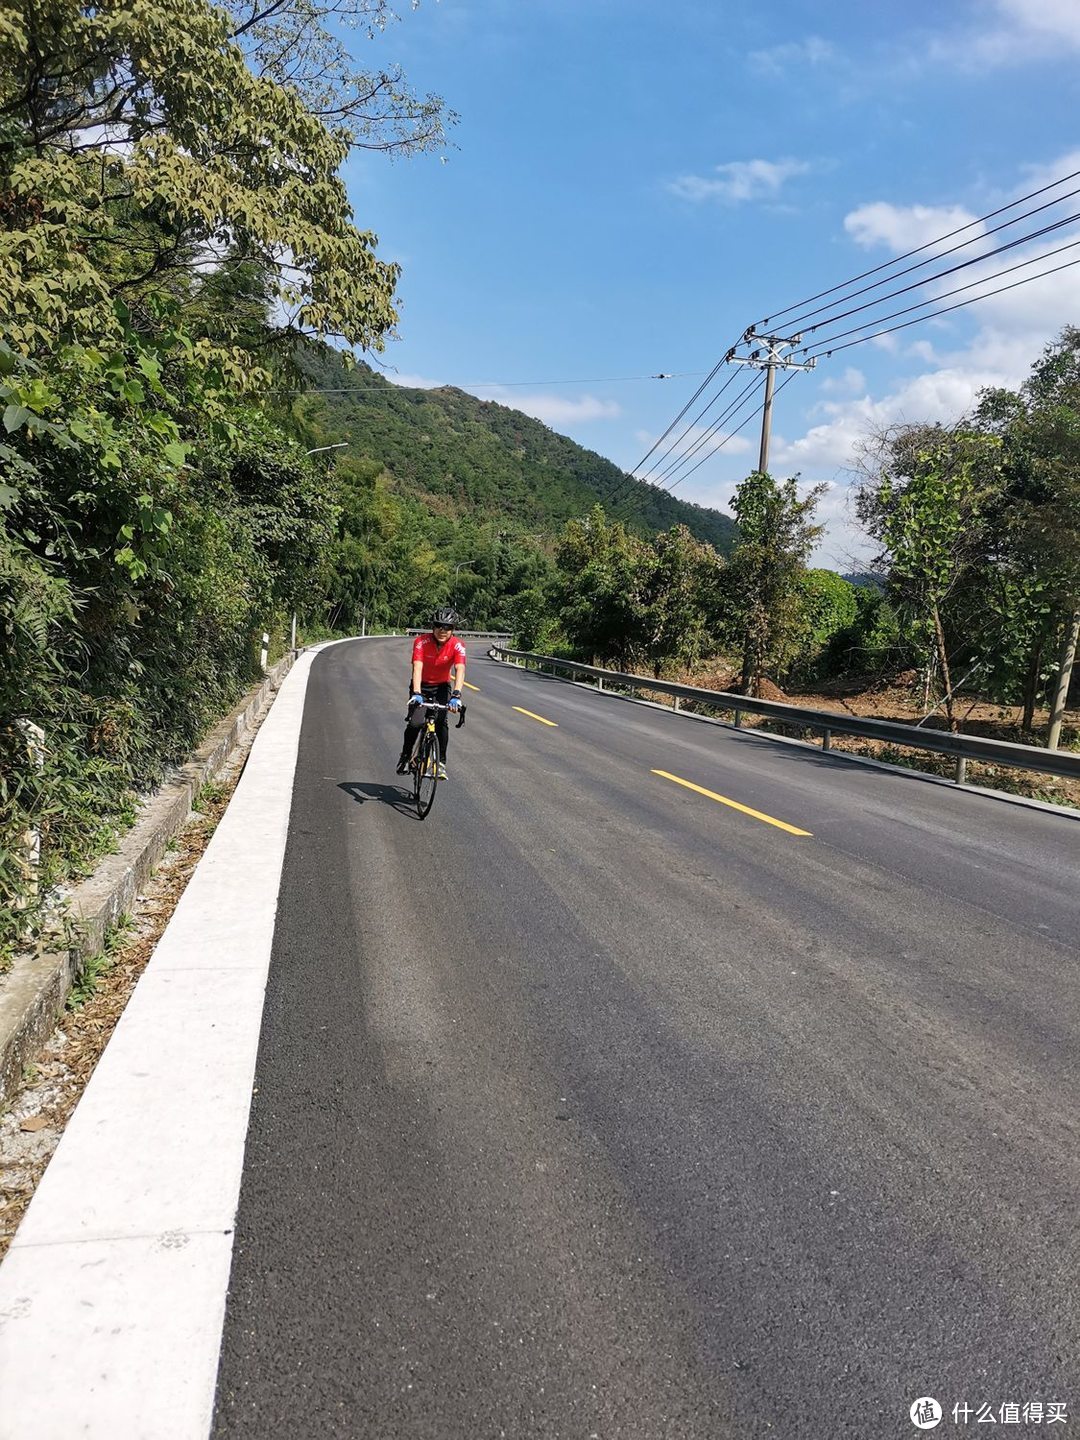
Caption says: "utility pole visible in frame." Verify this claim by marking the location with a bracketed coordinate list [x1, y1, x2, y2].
[728, 329, 816, 473]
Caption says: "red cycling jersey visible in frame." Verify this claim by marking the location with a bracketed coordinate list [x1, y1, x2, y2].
[412, 632, 466, 685]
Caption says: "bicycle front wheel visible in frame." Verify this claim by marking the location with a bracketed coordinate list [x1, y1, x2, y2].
[414, 732, 439, 819]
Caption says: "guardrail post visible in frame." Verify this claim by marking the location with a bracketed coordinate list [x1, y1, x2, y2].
[822, 729, 831, 752]
[734, 708, 743, 727]
[955, 755, 967, 785]
[673, 695, 680, 711]
[597, 675, 604, 690]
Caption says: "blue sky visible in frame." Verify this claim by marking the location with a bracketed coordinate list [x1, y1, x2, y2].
[339, 0, 1080, 569]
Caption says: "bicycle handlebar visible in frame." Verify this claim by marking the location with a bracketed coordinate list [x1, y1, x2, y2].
[410, 700, 467, 728]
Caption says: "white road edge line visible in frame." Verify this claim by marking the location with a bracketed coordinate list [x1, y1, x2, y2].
[0, 643, 334, 1440]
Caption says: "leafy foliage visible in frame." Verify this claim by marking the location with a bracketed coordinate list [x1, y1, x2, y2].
[0, 0, 409, 961]
[787, 568, 860, 680]
[855, 426, 1001, 728]
[0, 0, 400, 352]
[855, 329, 1080, 736]
[727, 471, 824, 694]
[554, 507, 651, 668]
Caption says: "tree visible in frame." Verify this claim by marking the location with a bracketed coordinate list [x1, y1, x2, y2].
[639, 525, 725, 677]
[788, 569, 859, 681]
[0, 0, 414, 954]
[226, 0, 454, 158]
[0, 0, 400, 356]
[855, 426, 1001, 730]
[728, 472, 824, 695]
[977, 329, 1080, 747]
[818, 585, 903, 679]
[554, 506, 650, 668]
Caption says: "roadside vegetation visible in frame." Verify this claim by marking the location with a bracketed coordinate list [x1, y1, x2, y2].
[0, 0, 445, 961]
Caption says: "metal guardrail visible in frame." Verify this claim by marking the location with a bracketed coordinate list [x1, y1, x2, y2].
[489, 646, 1080, 786]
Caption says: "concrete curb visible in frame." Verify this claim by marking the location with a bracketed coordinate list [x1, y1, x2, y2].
[0, 652, 296, 1106]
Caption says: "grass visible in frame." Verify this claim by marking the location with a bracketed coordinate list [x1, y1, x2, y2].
[194, 779, 226, 810]
[66, 913, 132, 1011]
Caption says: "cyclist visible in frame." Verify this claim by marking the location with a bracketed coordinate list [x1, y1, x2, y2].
[396, 607, 466, 780]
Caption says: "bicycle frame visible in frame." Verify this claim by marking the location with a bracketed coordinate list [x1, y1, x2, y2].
[404, 701, 466, 820]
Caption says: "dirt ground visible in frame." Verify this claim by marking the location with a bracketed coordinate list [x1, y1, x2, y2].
[0, 754, 245, 1261]
[673, 661, 1080, 812]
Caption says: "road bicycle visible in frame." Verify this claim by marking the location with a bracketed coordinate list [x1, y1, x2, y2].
[405, 700, 466, 820]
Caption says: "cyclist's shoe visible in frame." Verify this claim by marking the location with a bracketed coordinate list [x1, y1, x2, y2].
[436, 762, 448, 781]
[395, 753, 411, 775]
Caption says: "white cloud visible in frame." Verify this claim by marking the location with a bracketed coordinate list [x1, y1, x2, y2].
[930, 0, 1080, 69]
[748, 36, 835, 76]
[386, 374, 620, 427]
[1000, 0, 1080, 44]
[669, 158, 812, 205]
[1016, 147, 1080, 196]
[475, 390, 621, 426]
[906, 339, 939, 363]
[844, 203, 981, 253]
[772, 364, 1005, 477]
[387, 371, 446, 389]
[831, 157, 1080, 366]
[819, 366, 866, 397]
[766, 339, 1051, 566]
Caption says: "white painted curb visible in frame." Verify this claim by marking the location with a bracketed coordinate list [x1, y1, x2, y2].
[0, 646, 327, 1439]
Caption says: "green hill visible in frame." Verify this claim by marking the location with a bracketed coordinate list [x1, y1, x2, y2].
[292, 346, 738, 554]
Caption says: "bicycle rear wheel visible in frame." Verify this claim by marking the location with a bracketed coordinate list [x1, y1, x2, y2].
[414, 731, 439, 819]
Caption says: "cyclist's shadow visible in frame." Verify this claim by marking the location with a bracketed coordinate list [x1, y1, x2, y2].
[338, 780, 417, 818]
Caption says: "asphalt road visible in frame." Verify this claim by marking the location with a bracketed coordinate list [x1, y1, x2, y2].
[212, 637, 1080, 1439]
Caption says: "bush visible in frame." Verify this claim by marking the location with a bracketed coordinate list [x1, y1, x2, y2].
[818, 586, 905, 678]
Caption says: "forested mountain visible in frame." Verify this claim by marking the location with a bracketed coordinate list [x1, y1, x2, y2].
[292, 346, 738, 553]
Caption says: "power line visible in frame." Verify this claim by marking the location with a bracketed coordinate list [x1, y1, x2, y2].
[757, 165, 1080, 326]
[777, 184, 1080, 333]
[802, 252, 1080, 360]
[605, 373, 762, 524]
[669, 371, 800, 492]
[799, 232, 1080, 353]
[461, 370, 703, 387]
[649, 375, 762, 486]
[635, 369, 744, 483]
[617, 184, 1080, 516]
[600, 353, 743, 515]
[609, 237, 1076, 524]
[620, 342, 743, 478]
[615, 370, 803, 526]
[783, 208, 1080, 343]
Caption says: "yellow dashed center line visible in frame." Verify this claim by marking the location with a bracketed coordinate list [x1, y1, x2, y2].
[651, 769, 812, 836]
[463, 681, 480, 691]
[513, 706, 558, 727]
